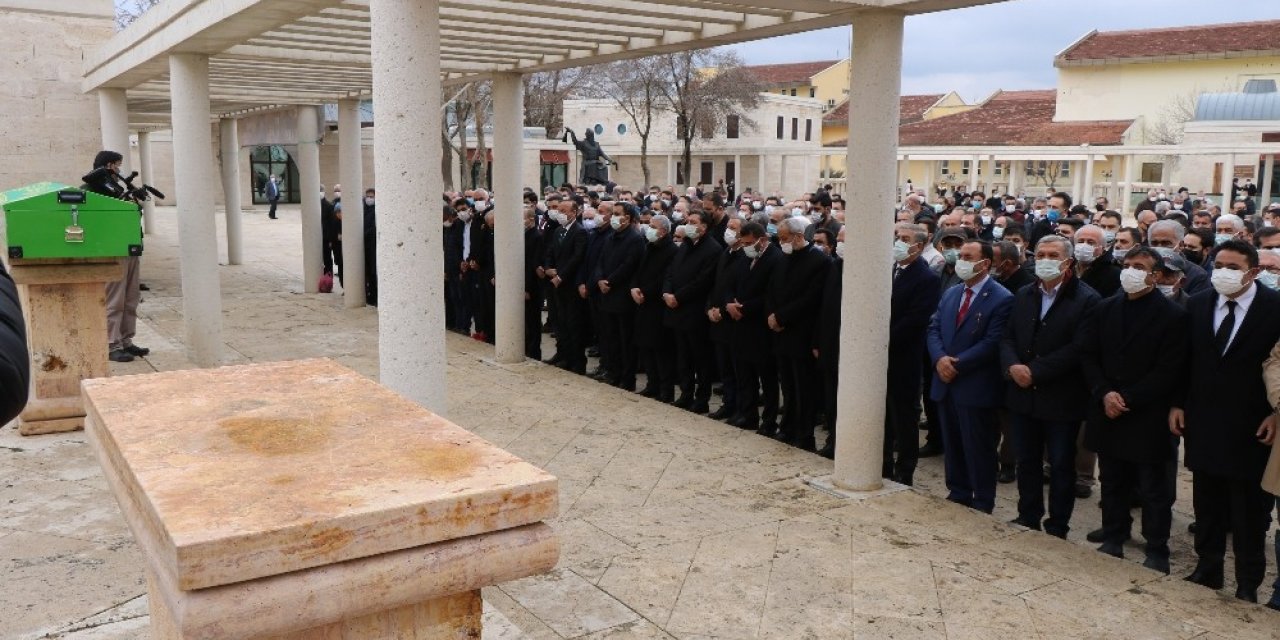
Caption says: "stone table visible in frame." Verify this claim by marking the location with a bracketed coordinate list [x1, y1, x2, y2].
[82, 358, 559, 639]
[10, 257, 123, 436]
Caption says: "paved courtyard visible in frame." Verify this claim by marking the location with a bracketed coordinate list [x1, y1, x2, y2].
[3, 205, 1280, 639]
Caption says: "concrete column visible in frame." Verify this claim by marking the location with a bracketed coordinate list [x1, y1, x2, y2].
[666, 155, 675, 186]
[1161, 155, 1173, 194]
[1083, 154, 1096, 203]
[1008, 160, 1021, 197]
[733, 153, 741, 194]
[371, 0, 446, 413]
[218, 118, 244, 266]
[1223, 154, 1236, 201]
[898, 155, 908, 201]
[968, 155, 980, 192]
[1071, 161, 1084, 202]
[98, 89, 131, 173]
[985, 155, 996, 194]
[1262, 154, 1276, 206]
[835, 10, 904, 492]
[338, 99, 365, 309]
[492, 73, 525, 364]
[1120, 154, 1134, 217]
[757, 154, 766, 194]
[296, 105, 323, 294]
[780, 155, 789, 195]
[168, 53, 223, 367]
[924, 159, 935, 198]
[136, 131, 156, 234]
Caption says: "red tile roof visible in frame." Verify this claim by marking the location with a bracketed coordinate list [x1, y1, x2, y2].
[743, 60, 840, 86]
[823, 94, 943, 126]
[1058, 20, 1280, 65]
[824, 89, 1133, 147]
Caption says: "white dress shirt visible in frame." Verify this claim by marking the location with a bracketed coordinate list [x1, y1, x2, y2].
[1213, 281, 1256, 351]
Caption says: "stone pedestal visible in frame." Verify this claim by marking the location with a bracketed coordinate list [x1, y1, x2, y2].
[10, 257, 122, 436]
[82, 359, 559, 640]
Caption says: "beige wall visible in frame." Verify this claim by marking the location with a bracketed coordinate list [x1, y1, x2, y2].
[1055, 57, 1280, 126]
[0, 1, 113, 192]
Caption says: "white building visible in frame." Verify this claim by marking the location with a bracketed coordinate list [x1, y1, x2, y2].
[561, 94, 824, 196]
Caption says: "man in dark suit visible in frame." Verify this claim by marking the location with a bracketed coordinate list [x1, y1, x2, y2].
[727, 223, 781, 433]
[523, 206, 545, 360]
[596, 204, 646, 390]
[813, 227, 846, 459]
[1147, 219, 1211, 296]
[579, 206, 612, 379]
[663, 210, 721, 413]
[927, 239, 1015, 513]
[992, 240, 1033, 294]
[442, 205, 465, 332]
[632, 215, 678, 401]
[878, 223, 942, 481]
[706, 218, 747, 420]
[1079, 247, 1187, 573]
[1000, 235, 1100, 538]
[768, 217, 830, 451]
[1075, 224, 1121, 299]
[1173, 240, 1280, 602]
[544, 197, 589, 373]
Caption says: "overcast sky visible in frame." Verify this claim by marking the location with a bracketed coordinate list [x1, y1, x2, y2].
[730, 0, 1280, 102]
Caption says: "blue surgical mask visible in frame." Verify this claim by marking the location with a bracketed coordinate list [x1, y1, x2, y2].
[1258, 271, 1280, 290]
[1103, 230, 1116, 245]
[1214, 233, 1234, 246]
[942, 248, 960, 265]
[766, 223, 778, 237]
[1046, 208, 1060, 222]
[992, 227, 1005, 240]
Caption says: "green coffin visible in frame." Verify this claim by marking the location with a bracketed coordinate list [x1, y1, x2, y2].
[2, 183, 143, 259]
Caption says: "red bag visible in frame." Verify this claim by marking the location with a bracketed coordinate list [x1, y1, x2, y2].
[318, 273, 334, 293]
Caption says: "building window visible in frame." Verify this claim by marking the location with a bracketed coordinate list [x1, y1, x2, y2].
[616, 123, 628, 136]
[790, 88, 797, 96]
[804, 119, 812, 142]
[940, 160, 951, 176]
[1141, 162, 1163, 183]
[776, 116, 784, 140]
[727, 115, 740, 139]
[827, 99, 836, 109]
[1060, 161, 1071, 178]
[961, 160, 971, 176]
[994, 161, 1004, 176]
[700, 161, 714, 184]
[593, 123, 604, 135]
[791, 118, 798, 141]
[809, 88, 816, 98]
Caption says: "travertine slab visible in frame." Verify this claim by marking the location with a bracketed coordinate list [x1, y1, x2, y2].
[11, 258, 121, 436]
[82, 358, 559, 591]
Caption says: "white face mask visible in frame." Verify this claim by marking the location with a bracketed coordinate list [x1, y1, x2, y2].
[744, 243, 762, 259]
[992, 227, 1005, 240]
[457, 210, 472, 222]
[610, 217, 623, 230]
[893, 240, 912, 263]
[834, 241, 845, 259]
[1156, 283, 1178, 297]
[1211, 267, 1248, 296]
[1112, 247, 1130, 262]
[955, 259, 982, 281]
[364, 197, 375, 207]
[791, 207, 805, 218]
[1035, 259, 1065, 281]
[683, 224, 701, 240]
[644, 227, 659, 243]
[582, 217, 600, 230]
[980, 214, 992, 225]
[1257, 271, 1280, 290]
[723, 229, 738, 245]
[780, 242, 795, 255]
[1073, 243, 1097, 264]
[1120, 267, 1151, 294]
[550, 212, 568, 226]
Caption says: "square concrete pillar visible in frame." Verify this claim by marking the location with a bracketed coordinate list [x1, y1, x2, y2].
[82, 359, 559, 639]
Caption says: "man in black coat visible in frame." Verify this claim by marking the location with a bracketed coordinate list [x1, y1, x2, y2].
[523, 206, 545, 360]
[706, 218, 747, 420]
[1075, 224, 1121, 299]
[544, 198, 589, 373]
[881, 223, 942, 481]
[726, 223, 780, 432]
[1079, 247, 1186, 573]
[813, 229, 844, 459]
[663, 211, 722, 413]
[1174, 240, 1280, 602]
[632, 215, 678, 401]
[363, 189, 378, 306]
[1000, 235, 1100, 539]
[578, 207, 612, 378]
[992, 240, 1033, 294]
[596, 204, 646, 389]
[1147, 219, 1211, 296]
[442, 205, 465, 331]
[0, 260, 29, 426]
[768, 217, 830, 450]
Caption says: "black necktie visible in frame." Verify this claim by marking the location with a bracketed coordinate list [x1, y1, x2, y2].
[1214, 300, 1238, 354]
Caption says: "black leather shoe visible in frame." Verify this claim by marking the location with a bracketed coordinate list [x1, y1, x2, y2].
[544, 354, 564, 366]
[1009, 517, 1041, 531]
[708, 406, 733, 420]
[108, 349, 134, 363]
[1143, 555, 1171, 575]
[1188, 521, 1197, 534]
[1265, 600, 1280, 612]
[123, 344, 150, 357]
[1096, 542, 1124, 559]
[637, 386, 658, 398]
[1086, 527, 1130, 543]
[690, 402, 710, 415]
[997, 466, 1016, 484]
[756, 424, 777, 438]
[919, 441, 944, 457]
[817, 444, 834, 460]
[1235, 587, 1258, 603]
[1075, 484, 1093, 499]
[1184, 566, 1225, 590]
[672, 395, 692, 409]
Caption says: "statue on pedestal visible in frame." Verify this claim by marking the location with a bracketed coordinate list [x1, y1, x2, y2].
[563, 128, 616, 186]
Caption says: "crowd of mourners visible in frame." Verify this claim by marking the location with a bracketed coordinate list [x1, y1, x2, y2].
[442, 176, 1280, 607]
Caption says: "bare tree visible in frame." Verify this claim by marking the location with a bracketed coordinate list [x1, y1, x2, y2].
[1028, 160, 1066, 190]
[524, 69, 592, 139]
[587, 57, 666, 188]
[657, 49, 761, 187]
[1145, 90, 1201, 146]
[116, 0, 162, 29]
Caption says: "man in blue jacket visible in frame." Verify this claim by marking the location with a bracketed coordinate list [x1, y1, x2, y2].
[927, 239, 1014, 513]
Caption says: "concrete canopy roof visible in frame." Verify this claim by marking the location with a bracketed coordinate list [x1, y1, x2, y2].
[84, 0, 1006, 130]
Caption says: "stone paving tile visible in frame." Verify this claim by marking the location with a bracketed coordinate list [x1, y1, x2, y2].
[500, 568, 642, 638]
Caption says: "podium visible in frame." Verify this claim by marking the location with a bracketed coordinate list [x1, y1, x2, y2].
[83, 359, 559, 639]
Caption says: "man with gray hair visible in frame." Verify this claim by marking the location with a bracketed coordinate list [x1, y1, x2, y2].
[766, 216, 830, 451]
[1001, 234, 1101, 537]
[1075, 224, 1121, 299]
[1147, 219, 1211, 295]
